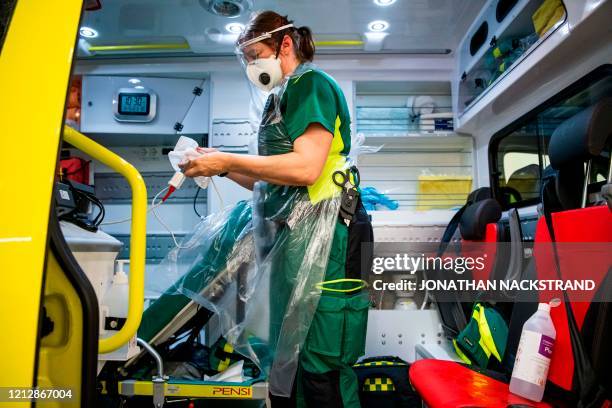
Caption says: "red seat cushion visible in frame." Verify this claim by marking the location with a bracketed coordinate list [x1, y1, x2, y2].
[409, 359, 552, 408]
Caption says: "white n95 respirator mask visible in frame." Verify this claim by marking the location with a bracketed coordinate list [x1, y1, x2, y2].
[246, 56, 283, 92]
[237, 23, 294, 92]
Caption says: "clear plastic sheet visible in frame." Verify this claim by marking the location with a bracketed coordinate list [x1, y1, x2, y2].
[247, 85, 268, 154]
[150, 62, 344, 397]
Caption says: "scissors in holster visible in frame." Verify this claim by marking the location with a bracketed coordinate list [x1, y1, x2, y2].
[332, 166, 360, 226]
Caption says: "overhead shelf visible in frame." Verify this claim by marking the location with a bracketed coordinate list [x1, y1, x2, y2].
[457, 0, 566, 116]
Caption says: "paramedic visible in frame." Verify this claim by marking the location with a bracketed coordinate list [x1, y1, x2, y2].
[180, 11, 372, 408]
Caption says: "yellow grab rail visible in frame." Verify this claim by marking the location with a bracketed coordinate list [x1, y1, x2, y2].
[63, 126, 147, 353]
[88, 43, 190, 52]
[87, 40, 363, 54]
[315, 40, 364, 47]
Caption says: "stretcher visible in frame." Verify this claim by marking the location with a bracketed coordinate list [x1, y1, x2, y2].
[103, 201, 272, 405]
[101, 378, 268, 402]
[137, 200, 253, 346]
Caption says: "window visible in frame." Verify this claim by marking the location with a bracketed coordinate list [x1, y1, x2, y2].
[0, 0, 17, 53]
[490, 66, 612, 209]
[494, 123, 545, 206]
[469, 21, 488, 56]
[496, 0, 519, 22]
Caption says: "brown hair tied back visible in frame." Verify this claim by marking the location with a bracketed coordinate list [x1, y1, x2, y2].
[237, 10, 315, 62]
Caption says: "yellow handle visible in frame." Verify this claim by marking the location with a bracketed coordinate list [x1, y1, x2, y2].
[87, 40, 363, 54]
[63, 126, 147, 353]
[88, 43, 190, 52]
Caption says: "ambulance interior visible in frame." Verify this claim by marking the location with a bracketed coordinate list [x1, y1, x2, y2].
[47, 0, 612, 406]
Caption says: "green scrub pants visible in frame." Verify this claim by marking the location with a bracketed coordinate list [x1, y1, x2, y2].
[299, 220, 370, 408]
[269, 214, 370, 408]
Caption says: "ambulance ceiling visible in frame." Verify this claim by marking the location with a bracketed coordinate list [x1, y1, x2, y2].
[78, 0, 485, 59]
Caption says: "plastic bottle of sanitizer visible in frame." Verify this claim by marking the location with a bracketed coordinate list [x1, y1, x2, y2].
[509, 303, 556, 402]
[103, 260, 129, 329]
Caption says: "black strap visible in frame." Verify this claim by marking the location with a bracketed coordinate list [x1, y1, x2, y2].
[433, 189, 493, 333]
[437, 204, 467, 257]
[186, 307, 208, 345]
[437, 186, 496, 257]
[541, 177, 606, 408]
[432, 203, 470, 333]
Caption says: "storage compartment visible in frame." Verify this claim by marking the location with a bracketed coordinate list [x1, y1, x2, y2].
[357, 136, 473, 212]
[457, 0, 566, 115]
[353, 81, 473, 212]
[355, 81, 454, 137]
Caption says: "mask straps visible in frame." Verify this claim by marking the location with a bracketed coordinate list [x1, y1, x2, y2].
[239, 23, 294, 50]
[274, 34, 284, 58]
[271, 25, 292, 58]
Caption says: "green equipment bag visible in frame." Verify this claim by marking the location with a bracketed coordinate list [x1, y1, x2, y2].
[453, 302, 509, 369]
[353, 356, 421, 408]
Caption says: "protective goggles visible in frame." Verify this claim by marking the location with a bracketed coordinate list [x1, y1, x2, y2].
[238, 23, 294, 49]
[235, 23, 294, 66]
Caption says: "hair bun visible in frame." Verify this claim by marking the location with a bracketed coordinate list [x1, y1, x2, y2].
[237, 11, 315, 62]
[296, 26, 315, 62]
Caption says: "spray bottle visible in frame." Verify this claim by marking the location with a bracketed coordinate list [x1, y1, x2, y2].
[102, 260, 129, 331]
[509, 302, 556, 402]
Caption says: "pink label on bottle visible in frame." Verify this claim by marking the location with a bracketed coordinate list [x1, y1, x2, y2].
[538, 334, 554, 358]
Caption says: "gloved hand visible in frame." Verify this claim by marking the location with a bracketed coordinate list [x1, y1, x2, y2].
[179, 151, 229, 178]
[168, 136, 211, 189]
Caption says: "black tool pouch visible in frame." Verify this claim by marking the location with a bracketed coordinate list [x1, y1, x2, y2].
[346, 198, 374, 281]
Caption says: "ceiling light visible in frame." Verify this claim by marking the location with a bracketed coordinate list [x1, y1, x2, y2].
[363, 32, 388, 51]
[79, 27, 98, 38]
[368, 20, 389, 32]
[374, 0, 396, 6]
[225, 22, 245, 34]
[205, 27, 241, 45]
[128, 78, 141, 84]
[200, 0, 252, 18]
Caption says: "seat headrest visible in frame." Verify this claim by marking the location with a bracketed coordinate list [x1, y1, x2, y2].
[542, 163, 585, 211]
[466, 187, 492, 204]
[459, 198, 502, 241]
[549, 98, 612, 170]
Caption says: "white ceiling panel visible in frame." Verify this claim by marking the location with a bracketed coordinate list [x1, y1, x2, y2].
[78, 0, 486, 58]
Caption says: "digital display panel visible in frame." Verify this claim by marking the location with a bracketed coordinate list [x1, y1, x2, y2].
[118, 93, 150, 115]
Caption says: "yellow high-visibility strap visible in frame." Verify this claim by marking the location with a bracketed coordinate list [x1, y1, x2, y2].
[315, 278, 367, 293]
[452, 339, 472, 365]
[478, 304, 502, 361]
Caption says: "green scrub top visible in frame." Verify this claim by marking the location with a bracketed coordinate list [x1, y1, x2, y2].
[280, 68, 352, 203]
